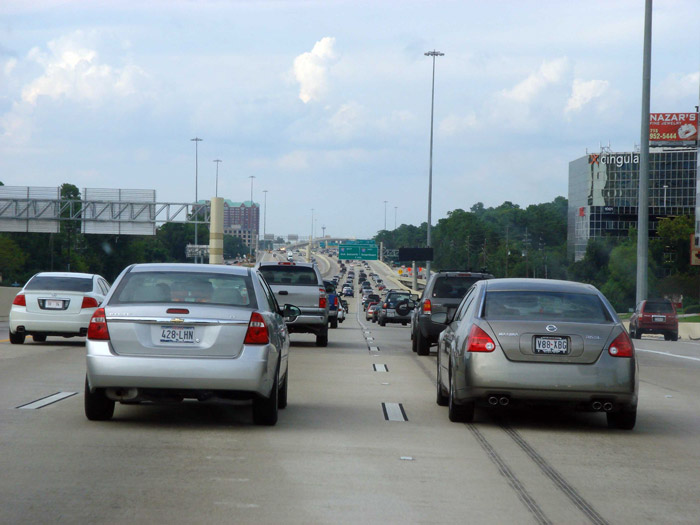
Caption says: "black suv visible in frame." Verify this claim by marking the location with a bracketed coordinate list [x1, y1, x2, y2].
[377, 289, 418, 326]
[411, 270, 493, 355]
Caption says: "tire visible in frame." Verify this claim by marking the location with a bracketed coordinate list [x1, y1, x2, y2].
[436, 359, 448, 406]
[607, 406, 636, 430]
[278, 369, 288, 409]
[329, 317, 338, 329]
[670, 332, 678, 342]
[411, 333, 418, 353]
[84, 376, 115, 421]
[379, 318, 386, 327]
[9, 330, 25, 345]
[316, 327, 329, 347]
[32, 334, 47, 342]
[401, 322, 408, 326]
[416, 332, 430, 356]
[253, 367, 279, 426]
[448, 369, 474, 422]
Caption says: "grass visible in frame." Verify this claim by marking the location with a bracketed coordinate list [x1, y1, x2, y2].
[679, 315, 700, 323]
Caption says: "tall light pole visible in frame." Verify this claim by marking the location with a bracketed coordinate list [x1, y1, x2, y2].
[308, 208, 314, 262]
[394, 206, 398, 230]
[249, 175, 256, 261]
[191, 137, 202, 263]
[384, 200, 388, 230]
[424, 49, 444, 278]
[263, 189, 268, 249]
[213, 159, 222, 198]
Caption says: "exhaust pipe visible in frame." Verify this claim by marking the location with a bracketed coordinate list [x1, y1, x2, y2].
[499, 396, 510, 406]
[592, 401, 602, 411]
[488, 396, 499, 406]
[106, 387, 139, 401]
[603, 402, 614, 412]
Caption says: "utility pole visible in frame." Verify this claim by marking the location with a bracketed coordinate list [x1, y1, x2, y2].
[191, 137, 202, 263]
[248, 175, 255, 262]
[213, 159, 222, 198]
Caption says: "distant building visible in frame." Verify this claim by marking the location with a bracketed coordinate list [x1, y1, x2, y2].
[568, 147, 697, 261]
[201, 199, 259, 247]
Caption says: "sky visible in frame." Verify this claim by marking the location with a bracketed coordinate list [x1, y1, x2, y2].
[1, 0, 699, 240]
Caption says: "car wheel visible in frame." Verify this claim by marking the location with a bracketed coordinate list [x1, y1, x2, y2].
[9, 330, 25, 344]
[436, 358, 448, 406]
[416, 332, 430, 356]
[278, 369, 288, 409]
[448, 369, 474, 423]
[316, 328, 329, 347]
[670, 332, 678, 341]
[253, 367, 279, 426]
[84, 376, 115, 421]
[401, 321, 408, 326]
[329, 317, 338, 329]
[411, 333, 418, 353]
[607, 406, 636, 430]
[379, 318, 386, 327]
[32, 334, 47, 342]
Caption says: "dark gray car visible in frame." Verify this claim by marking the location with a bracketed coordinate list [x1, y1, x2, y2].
[411, 270, 493, 355]
[435, 278, 638, 429]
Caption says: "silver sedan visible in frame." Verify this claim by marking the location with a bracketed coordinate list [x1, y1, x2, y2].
[85, 263, 300, 426]
[435, 278, 638, 429]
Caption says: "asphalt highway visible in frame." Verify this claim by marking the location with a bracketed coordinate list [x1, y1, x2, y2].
[1, 254, 699, 523]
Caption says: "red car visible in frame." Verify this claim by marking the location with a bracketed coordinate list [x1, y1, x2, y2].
[629, 298, 678, 341]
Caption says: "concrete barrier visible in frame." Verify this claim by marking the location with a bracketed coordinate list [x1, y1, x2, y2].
[0, 287, 20, 321]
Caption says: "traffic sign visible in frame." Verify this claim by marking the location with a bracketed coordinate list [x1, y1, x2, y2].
[339, 245, 378, 260]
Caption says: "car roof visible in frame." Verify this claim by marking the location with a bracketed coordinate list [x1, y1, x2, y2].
[127, 263, 250, 277]
[32, 272, 99, 279]
[483, 278, 598, 294]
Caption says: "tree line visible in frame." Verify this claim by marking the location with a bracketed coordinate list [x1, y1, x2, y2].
[374, 197, 700, 312]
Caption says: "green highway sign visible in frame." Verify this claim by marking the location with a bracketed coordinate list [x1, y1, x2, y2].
[338, 245, 378, 260]
[342, 239, 375, 246]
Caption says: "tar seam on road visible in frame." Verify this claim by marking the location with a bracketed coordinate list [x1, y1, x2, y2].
[467, 424, 552, 525]
[501, 425, 609, 525]
[16, 391, 78, 410]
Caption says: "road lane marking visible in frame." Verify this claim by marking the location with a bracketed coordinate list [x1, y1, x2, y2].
[16, 392, 78, 409]
[637, 348, 700, 362]
[382, 402, 408, 421]
[369, 345, 380, 352]
[373, 364, 388, 372]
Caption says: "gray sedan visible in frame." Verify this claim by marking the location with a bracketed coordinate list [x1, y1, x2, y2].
[434, 278, 638, 429]
[84, 263, 300, 426]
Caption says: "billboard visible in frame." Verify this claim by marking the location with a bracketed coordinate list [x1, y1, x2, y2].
[398, 247, 434, 261]
[649, 113, 698, 145]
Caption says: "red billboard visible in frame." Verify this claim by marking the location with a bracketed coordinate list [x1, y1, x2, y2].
[649, 113, 698, 143]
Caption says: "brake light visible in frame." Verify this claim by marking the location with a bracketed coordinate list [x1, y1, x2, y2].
[244, 311, 269, 345]
[422, 299, 432, 314]
[319, 287, 327, 308]
[166, 308, 190, 314]
[81, 297, 99, 309]
[608, 332, 634, 357]
[467, 325, 496, 353]
[87, 308, 110, 340]
[12, 294, 26, 306]
[334, 296, 338, 307]
[383, 303, 388, 309]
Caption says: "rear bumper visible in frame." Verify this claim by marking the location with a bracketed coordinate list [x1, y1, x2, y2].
[286, 310, 328, 334]
[418, 316, 447, 341]
[453, 348, 638, 408]
[86, 340, 279, 397]
[636, 322, 677, 333]
[10, 308, 94, 335]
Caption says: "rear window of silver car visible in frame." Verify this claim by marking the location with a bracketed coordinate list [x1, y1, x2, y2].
[110, 271, 257, 307]
[483, 291, 612, 323]
[259, 266, 318, 286]
[25, 276, 93, 292]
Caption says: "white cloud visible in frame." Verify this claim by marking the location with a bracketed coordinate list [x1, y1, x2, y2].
[329, 102, 364, 136]
[439, 112, 478, 136]
[656, 71, 700, 106]
[501, 58, 569, 103]
[293, 37, 337, 103]
[20, 32, 147, 105]
[4, 58, 17, 76]
[565, 79, 609, 114]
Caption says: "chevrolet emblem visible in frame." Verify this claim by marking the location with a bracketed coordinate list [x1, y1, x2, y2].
[171, 318, 185, 323]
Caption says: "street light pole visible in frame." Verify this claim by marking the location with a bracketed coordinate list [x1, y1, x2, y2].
[424, 50, 444, 278]
[191, 137, 202, 263]
[249, 175, 256, 262]
[213, 159, 222, 198]
[263, 189, 268, 249]
[384, 200, 388, 230]
[394, 206, 398, 230]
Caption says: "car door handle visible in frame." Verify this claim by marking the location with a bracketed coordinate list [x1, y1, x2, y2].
[278, 291, 288, 295]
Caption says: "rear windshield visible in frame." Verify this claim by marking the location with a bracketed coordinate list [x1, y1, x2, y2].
[644, 301, 674, 313]
[259, 266, 319, 286]
[483, 291, 612, 323]
[110, 271, 257, 307]
[431, 276, 483, 299]
[25, 276, 93, 292]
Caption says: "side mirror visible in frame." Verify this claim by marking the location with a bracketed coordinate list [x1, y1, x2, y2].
[431, 312, 448, 324]
[282, 304, 302, 322]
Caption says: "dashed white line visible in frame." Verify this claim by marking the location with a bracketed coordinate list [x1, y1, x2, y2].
[373, 364, 388, 372]
[16, 392, 78, 410]
[382, 402, 408, 422]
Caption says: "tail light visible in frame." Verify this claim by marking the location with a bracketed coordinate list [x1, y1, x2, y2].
[383, 303, 388, 309]
[608, 331, 634, 357]
[466, 325, 496, 353]
[334, 296, 338, 307]
[244, 311, 269, 345]
[87, 308, 110, 340]
[422, 299, 432, 314]
[319, 288, 327, 309]
[81, 297, 99, 309]
[12, 294, 26, 306]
